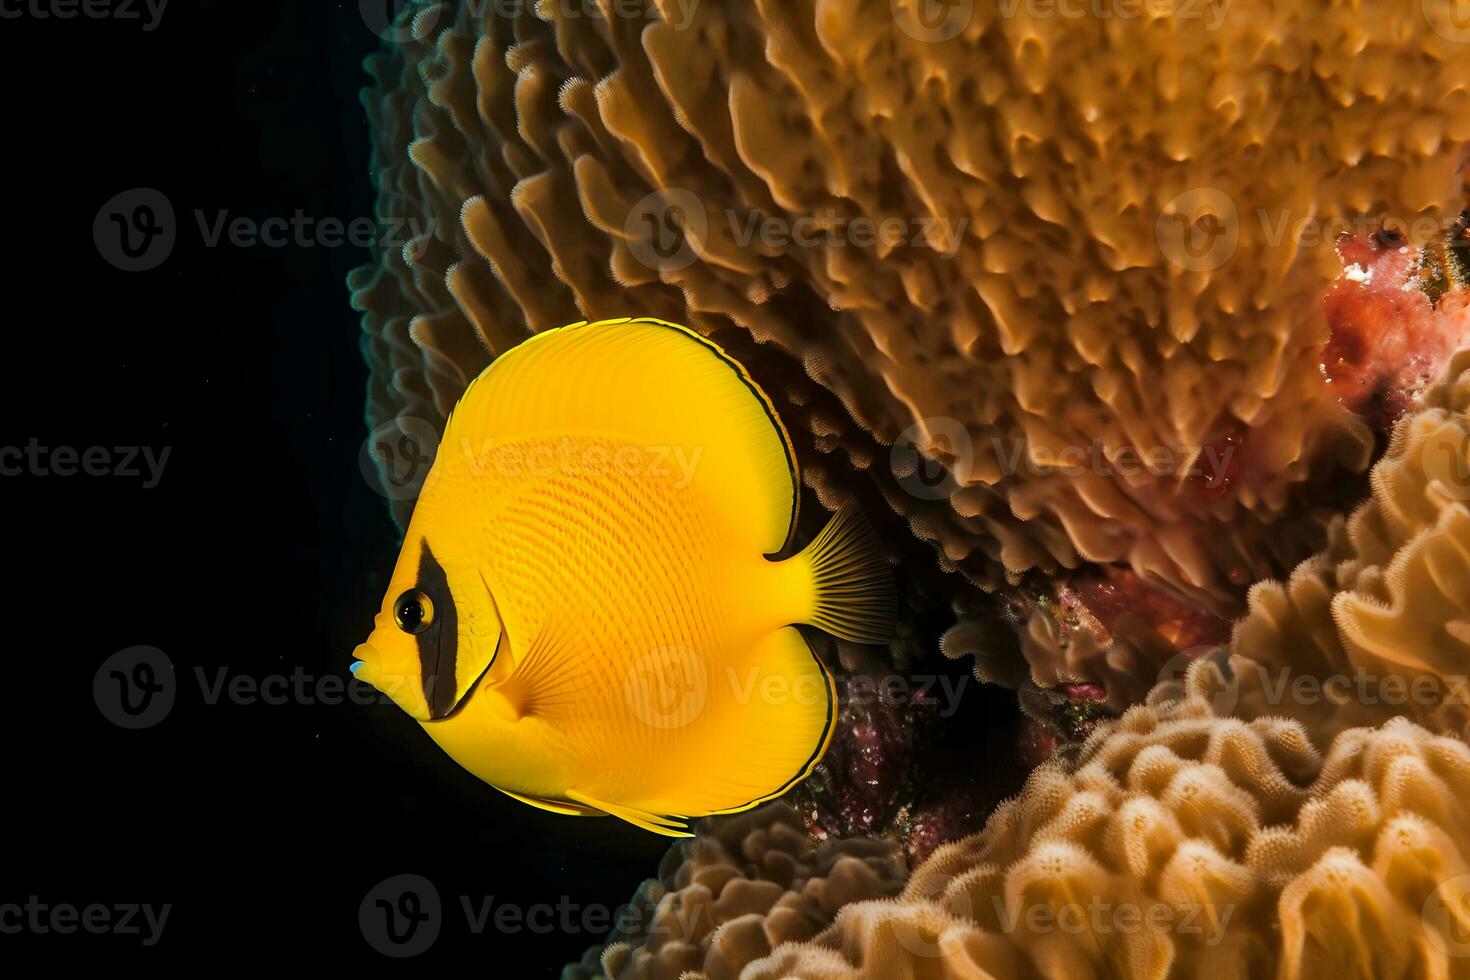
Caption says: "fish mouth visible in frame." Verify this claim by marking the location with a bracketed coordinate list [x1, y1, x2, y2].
[350, 641, 433, 720]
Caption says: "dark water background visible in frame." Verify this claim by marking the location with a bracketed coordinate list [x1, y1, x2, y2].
[5, 2, 669, 971]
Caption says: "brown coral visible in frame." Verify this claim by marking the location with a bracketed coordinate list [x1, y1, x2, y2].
[353, 0, 1470, 602]
[738, 656, 1470, 979]
[1232, 348, 1470, 741]
[560, 803, 906, 980]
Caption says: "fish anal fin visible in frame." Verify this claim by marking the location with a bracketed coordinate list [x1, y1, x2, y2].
[496, 786, 604, 817]
[686, 625, 837, 817]
[565, 790, 693, 838]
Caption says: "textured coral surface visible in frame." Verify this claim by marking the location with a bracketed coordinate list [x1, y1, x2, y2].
[739, 658, 1470, 979]
[1233, 348, 1470, 742]
[352, 0, 1470, 604]
[354, 6, 1470, 977]
[561, 804, 906, 979]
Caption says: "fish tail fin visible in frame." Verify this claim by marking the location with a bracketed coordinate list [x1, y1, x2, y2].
[796, 501, 897, 644]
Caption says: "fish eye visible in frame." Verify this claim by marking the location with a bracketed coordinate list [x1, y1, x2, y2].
[393, 588, 435, 634]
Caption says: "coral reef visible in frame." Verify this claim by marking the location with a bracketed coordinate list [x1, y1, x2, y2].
[560, 804, 907, 980]
[1233, 347, 1470, 742]
[739, 656, 1470, 979]
[354, 6, 1470, 976]
[352, 0, 1470, 604]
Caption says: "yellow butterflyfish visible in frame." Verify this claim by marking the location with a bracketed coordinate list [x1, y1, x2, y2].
[352, 317, 895, 836]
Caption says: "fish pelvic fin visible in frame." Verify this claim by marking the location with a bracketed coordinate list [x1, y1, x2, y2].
[495, 786, 605, 817]
[565, 790, 694, 838]
[796, 501, 897, 644]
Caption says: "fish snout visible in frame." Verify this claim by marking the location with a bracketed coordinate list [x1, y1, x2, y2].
[349, 637, 433, 721]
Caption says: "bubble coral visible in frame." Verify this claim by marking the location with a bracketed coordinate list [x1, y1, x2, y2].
[736, 656, 1470, 979]
[560, 803, 907, 980]
[352, 0, 1470, 604]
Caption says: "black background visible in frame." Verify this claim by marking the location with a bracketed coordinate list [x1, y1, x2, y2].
[6, 1, 670, 971]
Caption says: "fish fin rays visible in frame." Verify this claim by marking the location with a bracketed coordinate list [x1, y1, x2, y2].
[495, 787, 605, 817]
[798, 501, 897, 645]
[565, 790, 694, 838]
[499, 617, 588, 720]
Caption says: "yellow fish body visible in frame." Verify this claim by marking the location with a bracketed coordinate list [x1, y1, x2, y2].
[353, 318, 895, 836]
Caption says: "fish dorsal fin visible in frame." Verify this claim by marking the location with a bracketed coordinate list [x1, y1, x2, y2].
[442, 317, 799, 555]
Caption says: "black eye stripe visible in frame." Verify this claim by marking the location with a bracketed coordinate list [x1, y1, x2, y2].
[415, 540, 459, 718]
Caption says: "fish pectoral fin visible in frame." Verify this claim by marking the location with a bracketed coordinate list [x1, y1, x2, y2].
[495, 786, 604, 817]
[565, 790, 693, 838]
[499, 619, 585, 721]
